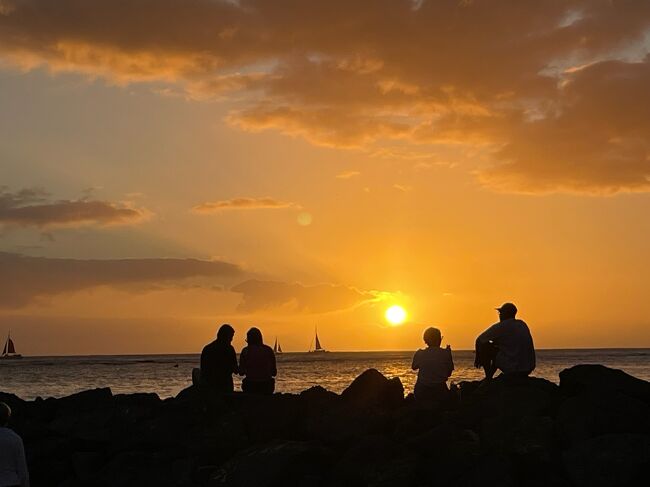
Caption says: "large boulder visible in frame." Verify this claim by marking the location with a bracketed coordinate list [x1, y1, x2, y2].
[559, 365, 650, 404]
[563, 433, 650, 487]
[557, 391, 650, 445]
[456, 376, 559, 429]
[299, 386, 339, 410]
[341, 369, 404, 410]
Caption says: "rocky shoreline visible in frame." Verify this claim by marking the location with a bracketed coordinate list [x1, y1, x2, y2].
[2, 364, 650, 487]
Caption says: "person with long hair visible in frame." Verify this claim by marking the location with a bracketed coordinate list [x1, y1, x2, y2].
[239, 327, 277, 394]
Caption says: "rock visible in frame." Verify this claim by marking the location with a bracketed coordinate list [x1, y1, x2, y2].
[0, 391, 26, 413]
[341, 369, 404, 409]
[299, 386, 339, 408]
[406, 423, 481, 485]
[7, 364, 650, 486]
[481, 415, 554, 457]
[72, 451, 105, 481]
[332, 434, 417, 486]
[98, 451, 193, 487]
[557, 391, 650, 444]
[463, 376, 559, 422]
[55, 388, 114, 416]
[114, 392, 162, 424]
[559, 364, 650, 404]
[208, 440, 331, 487]
[563, 433, 650, 487]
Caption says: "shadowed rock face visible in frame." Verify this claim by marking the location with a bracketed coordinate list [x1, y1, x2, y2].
[1, 364, 648, 487]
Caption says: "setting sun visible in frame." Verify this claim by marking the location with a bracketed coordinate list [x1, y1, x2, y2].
[385, 305, 407, 326]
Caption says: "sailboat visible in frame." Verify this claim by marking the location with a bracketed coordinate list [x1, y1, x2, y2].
[1, 332, 22, 359]
[273, 337, 283, 354]
[309, 326, 328, 353]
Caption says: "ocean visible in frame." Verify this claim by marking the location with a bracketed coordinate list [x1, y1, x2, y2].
[1, 349, 649, 401]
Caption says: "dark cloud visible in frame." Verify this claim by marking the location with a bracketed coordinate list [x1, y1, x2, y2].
[231, 279, 381, 314]
[0, 188, 147, 229]
[1, 1, 650, 192]
[192, 197, 299, 213]
[0, 252, 242, 307]
[480, 58, 650, 193]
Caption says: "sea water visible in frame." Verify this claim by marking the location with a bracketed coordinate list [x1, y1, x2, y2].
[1, 349, 649, 400]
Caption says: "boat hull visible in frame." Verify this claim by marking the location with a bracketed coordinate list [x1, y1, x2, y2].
[0, 354, 23, 359]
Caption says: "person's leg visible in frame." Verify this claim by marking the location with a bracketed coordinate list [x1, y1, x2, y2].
[477, 342, 498, 379]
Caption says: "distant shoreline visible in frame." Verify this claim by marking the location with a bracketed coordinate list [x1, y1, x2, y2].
[6, 347, 650, 359]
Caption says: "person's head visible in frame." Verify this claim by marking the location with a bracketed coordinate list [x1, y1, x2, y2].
[216, 324, 235, 343]
[246, 327, 264, 346]
[423, 327, 442, 347]
[0, 402, 10, 427]
[496, 302, 517, 321]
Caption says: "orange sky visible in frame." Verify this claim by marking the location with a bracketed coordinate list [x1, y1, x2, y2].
[1, 0, 650, 354]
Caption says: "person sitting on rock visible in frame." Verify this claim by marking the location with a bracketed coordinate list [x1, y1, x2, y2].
[200, 324, 239, 393]
[0, 402, 30, 487]
[411, 327, 454, 401]
[475, 302, 536, 380]
[239, 327, 277, 395]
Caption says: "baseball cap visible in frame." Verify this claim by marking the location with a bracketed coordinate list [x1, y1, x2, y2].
[496, 302, 517, 314]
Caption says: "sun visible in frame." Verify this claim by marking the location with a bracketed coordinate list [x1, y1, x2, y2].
[385, 305, 407, 325]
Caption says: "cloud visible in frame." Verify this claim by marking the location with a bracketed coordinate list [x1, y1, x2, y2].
[1, 1, 650, 192]
[336, 171, 361, 179]
[0, 188, 148, 229]
[192, 197, 299, 213]
[231, 279, 383, 314]
[393, 184, 412, 192]
[0, 252, 242, 308]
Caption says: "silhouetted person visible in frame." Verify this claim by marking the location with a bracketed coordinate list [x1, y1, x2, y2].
[0, 402, 30, 487]
[475, 302, 536, 380]
[200, 324, 238, 393]
[412, 327, 454, 401]
[239, 327, 277, 394]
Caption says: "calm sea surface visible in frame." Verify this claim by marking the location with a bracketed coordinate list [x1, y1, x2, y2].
[1, 349, 649, 400]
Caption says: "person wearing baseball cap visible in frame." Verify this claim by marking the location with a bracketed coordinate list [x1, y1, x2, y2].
[474, 302, 536, 379]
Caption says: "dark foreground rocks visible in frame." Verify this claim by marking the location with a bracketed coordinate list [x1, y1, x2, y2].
[2, 365, 650, 487]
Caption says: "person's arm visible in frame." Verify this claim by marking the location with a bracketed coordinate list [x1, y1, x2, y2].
[270, 347, 277, 377]
[476, 322, 505, 344]
[15, 436, 30, 487]
[411, 350, 420, 371]
[238, 348, 247, 376]
[447, 346, 454, 376]
[229, 346, 239, 374]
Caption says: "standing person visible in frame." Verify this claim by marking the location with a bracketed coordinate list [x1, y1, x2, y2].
[239, 327, 277, 394]
[475, 302, 536, 380]
[0, 402, 29, 487]
[411, 327, 454, 401]
[200, 324, 238, 393]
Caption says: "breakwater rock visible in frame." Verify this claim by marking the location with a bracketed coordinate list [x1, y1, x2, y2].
[2, 365, 650, 487]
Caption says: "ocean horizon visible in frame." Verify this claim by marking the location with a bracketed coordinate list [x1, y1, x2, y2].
[2, 348, 649, 401]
